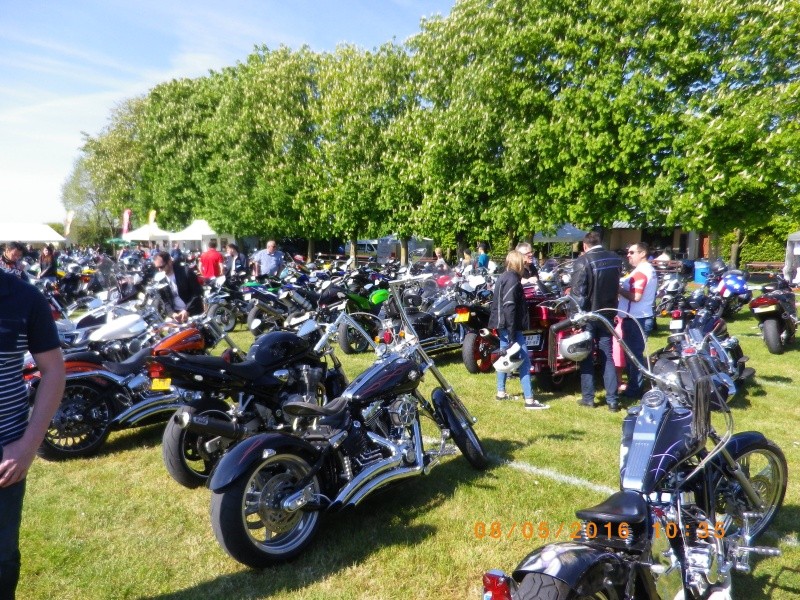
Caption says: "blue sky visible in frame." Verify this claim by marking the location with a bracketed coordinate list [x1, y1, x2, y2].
[0, 0, 455, 223]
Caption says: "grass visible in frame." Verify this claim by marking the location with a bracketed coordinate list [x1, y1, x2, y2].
[20, 313, 800, 599]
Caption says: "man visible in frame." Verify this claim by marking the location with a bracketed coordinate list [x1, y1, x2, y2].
[199, 241, 224, 282]
[151, 251, 204, 324]
[0, 243, 29, 282]
[225, 243, 248, 278]
[0, 270, 65, 598]
[169, 242, 184, 266]
[618, 242, 658, 399]
[254, 240, 284, 278]
[569, 231, 624, 411]
[476, 243, 490, 270]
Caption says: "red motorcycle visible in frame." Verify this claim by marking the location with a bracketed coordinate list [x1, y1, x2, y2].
[29, 315, 241, 460]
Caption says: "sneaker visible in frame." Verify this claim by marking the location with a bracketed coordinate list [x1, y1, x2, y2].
[608, 403, 620, 413]
[524, 399, 550, 410]
[495, 392, 519, 401]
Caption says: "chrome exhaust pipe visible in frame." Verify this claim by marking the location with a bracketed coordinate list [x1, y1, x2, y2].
[175, 412, 248, 440]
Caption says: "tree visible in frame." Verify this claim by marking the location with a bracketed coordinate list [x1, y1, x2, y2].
[61, 156, 117, 247]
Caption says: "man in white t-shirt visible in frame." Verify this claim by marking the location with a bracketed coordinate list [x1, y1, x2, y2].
[618, 242, 658, 399]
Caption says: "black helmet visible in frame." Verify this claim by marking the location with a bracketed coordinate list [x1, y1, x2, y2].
[710, 258, 727, 275]
[688, 289, 706, 310]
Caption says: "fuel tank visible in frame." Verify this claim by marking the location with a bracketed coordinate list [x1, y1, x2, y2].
[342, 355, 421, 405]
[247, 330, 311, 368]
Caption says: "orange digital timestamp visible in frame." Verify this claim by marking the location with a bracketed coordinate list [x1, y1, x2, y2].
[473, 521, 634, 541]
[653, 521, 726, 539]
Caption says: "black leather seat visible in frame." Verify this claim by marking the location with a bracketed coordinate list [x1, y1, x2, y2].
[171, 353, 266, 380]
[575, 490, 648, 524]
[283, 396, 348, 418]
[103, 347, 151, 376]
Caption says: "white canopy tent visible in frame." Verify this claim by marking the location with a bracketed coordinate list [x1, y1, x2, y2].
[122, 223, 172, 244]
[783, 230, 800, 284]
[170, 219, 234, 250]
[0, 222, 65, 243]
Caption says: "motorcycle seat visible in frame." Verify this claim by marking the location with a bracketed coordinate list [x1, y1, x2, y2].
[171, 353, 266, 380]
[103, 347, 152, 376]
[575, 490, 648, 525]
[283, 395, 348, 418]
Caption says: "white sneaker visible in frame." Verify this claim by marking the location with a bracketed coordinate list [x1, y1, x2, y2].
[524, 399, 550, 410]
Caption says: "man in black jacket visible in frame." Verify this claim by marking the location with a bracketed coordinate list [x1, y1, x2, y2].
[569, 231, 623, 411]
[152, 251, 204, 323]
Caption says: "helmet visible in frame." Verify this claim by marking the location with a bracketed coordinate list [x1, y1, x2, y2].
[559, 330, 592, 362]
[664, 278, 683, 294]
[493, 342, 524, 373]
[688, 289, 706, 310]
[710, 258, 727, 275]
[402, 289, 423, 308]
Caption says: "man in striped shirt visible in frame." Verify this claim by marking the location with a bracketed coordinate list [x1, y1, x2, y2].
[0, 270, 64, 599]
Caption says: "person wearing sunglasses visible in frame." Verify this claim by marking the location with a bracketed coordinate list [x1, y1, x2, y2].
[151, 251, 203, 323]
[618, 242, 657, 400]
[569, 231, 624, 411]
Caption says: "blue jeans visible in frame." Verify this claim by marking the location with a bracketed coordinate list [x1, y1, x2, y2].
[496, 329, 534, 399]
[580, 323, 617, 406]
[622, 317, 654, 396]
[0, 479, 25, 600]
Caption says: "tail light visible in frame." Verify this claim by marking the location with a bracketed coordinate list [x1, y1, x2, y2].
[455, 307, 469, 318]
[148, 361, 167, 379]
[671, 310, 682, 319]
[482, 570, 512, 600]
[382, 331, 393, 344]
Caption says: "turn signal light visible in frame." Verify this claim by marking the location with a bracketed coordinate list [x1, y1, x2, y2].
[482, 571, 512, 600]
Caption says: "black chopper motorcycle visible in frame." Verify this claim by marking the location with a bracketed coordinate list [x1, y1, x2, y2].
[748, 272, 797, 355]
[157, 314, 353, 488]
[206, 281, 487, 568]
[483, 300, 787, 600]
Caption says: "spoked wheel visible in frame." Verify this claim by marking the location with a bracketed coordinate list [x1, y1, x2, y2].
[162, 402, 232, 489]
[713, 440, 787, 540]
[247, 305, 281, 337]
[337, 315, 374, 354]
[210, 453, 322, 568]
[38, 382, 113, 460]
[208, 302, 237, 333]
[462, 331, 497, 374]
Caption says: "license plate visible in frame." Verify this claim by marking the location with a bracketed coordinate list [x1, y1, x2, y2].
[150, 378, 171, 391]
[753, 305, 777, 314]
[669, 320, 684, 331]
[243, 293, 252, 301]
[525, 334, 541, 347]
[454, 312, 470, 323]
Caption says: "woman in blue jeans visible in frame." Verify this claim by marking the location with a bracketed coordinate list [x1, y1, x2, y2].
[488, 250, 549, 410]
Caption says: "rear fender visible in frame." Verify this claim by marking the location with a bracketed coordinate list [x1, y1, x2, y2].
[208, 433, 320, 492]
[511, 542, 625, 589]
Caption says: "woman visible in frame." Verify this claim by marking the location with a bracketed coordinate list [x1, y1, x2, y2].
[38, 244, 57, 280]
[488, 250, 549, 410]
[434, 247, 448, 272]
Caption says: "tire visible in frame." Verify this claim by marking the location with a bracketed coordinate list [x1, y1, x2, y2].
[161, 401, 232, 489]
[438, 395, 488, 470]
[462, 331, 497, 374]
[516, 570, 619, 599]
[762, 319, 784, 355]
[38, 382, 113, 460]
[535, 368, 565, 392]
[337, 318, 370, 354]
[713, 439, 787, 541]
[208, 302, 237, 333]
[247, 305, 281, 337]
[210, 453, 321, 568]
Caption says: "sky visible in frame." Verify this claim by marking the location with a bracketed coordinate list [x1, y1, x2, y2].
[0, 0, 455, 224]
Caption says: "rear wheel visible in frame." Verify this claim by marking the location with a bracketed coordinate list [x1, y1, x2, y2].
[762, 319, 784, 355]
[713, 439, 787, 540]
[38, 382, 113, 459]
[210, 453, 321, 568]
[462, 331, 497, 374]
[535, 368, 565, 392]
[337, 318, 371, 354]
[247, 305, 281, 337]
[516, 570, 619, 599]
[208, 302, 237, 333]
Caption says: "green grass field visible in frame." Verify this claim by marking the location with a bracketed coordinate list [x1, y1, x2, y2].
[19, 313, 800, 599]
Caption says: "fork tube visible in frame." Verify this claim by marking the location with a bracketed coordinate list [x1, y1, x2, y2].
[719, 446, 765, 509]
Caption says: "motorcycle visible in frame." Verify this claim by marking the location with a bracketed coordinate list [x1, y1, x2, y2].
[483, 300, 787, 600]
[205, 273, 252, 332]
[748, 272, 797, 355]
[705, 259, 752, 319]
[157, 313, 352, 489]
[33, 314, 241, 460]
[205, 282, 487, 568]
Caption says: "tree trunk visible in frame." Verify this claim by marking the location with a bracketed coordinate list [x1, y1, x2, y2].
[400, 238, 409, 265]
[306, 239, 315, 262]
[730, 228, 743, 269]
[349, 235, 357, 269]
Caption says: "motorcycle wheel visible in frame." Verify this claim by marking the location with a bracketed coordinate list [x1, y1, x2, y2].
[461, 331, 496, 374]
[337, 318, 371, 354]
[516, 571, 619, 599]
[762, 319, 783, 355]
[38, 382, 112, 460]
[208, 302, 237, 333]
[437, 392, 488, 470]
[713, 439, 787, 540]
[535, 368, 565, 392]
[161, 401, 232, 489]
[210, 453, 321, 568]
[247, 305, 280, 337]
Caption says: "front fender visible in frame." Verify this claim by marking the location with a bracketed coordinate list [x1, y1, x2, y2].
[208, 432, 320, 492]
[512, 542, 624, 588]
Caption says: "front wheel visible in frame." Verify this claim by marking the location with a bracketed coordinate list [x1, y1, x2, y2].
[462, 331, 497, 374]
[247, 305, 281, 337]
[437, 392, 488, 470]
[210, 453, 321, 568]
[713, 439, 787, 540]
[208, 302, 237, 333]
[516, 569, 620, 599]
[337, 317, 371, 354]
[38, 382, 113, 459]
[162, 401, 232, 488]
[762, 318, 784, 355]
